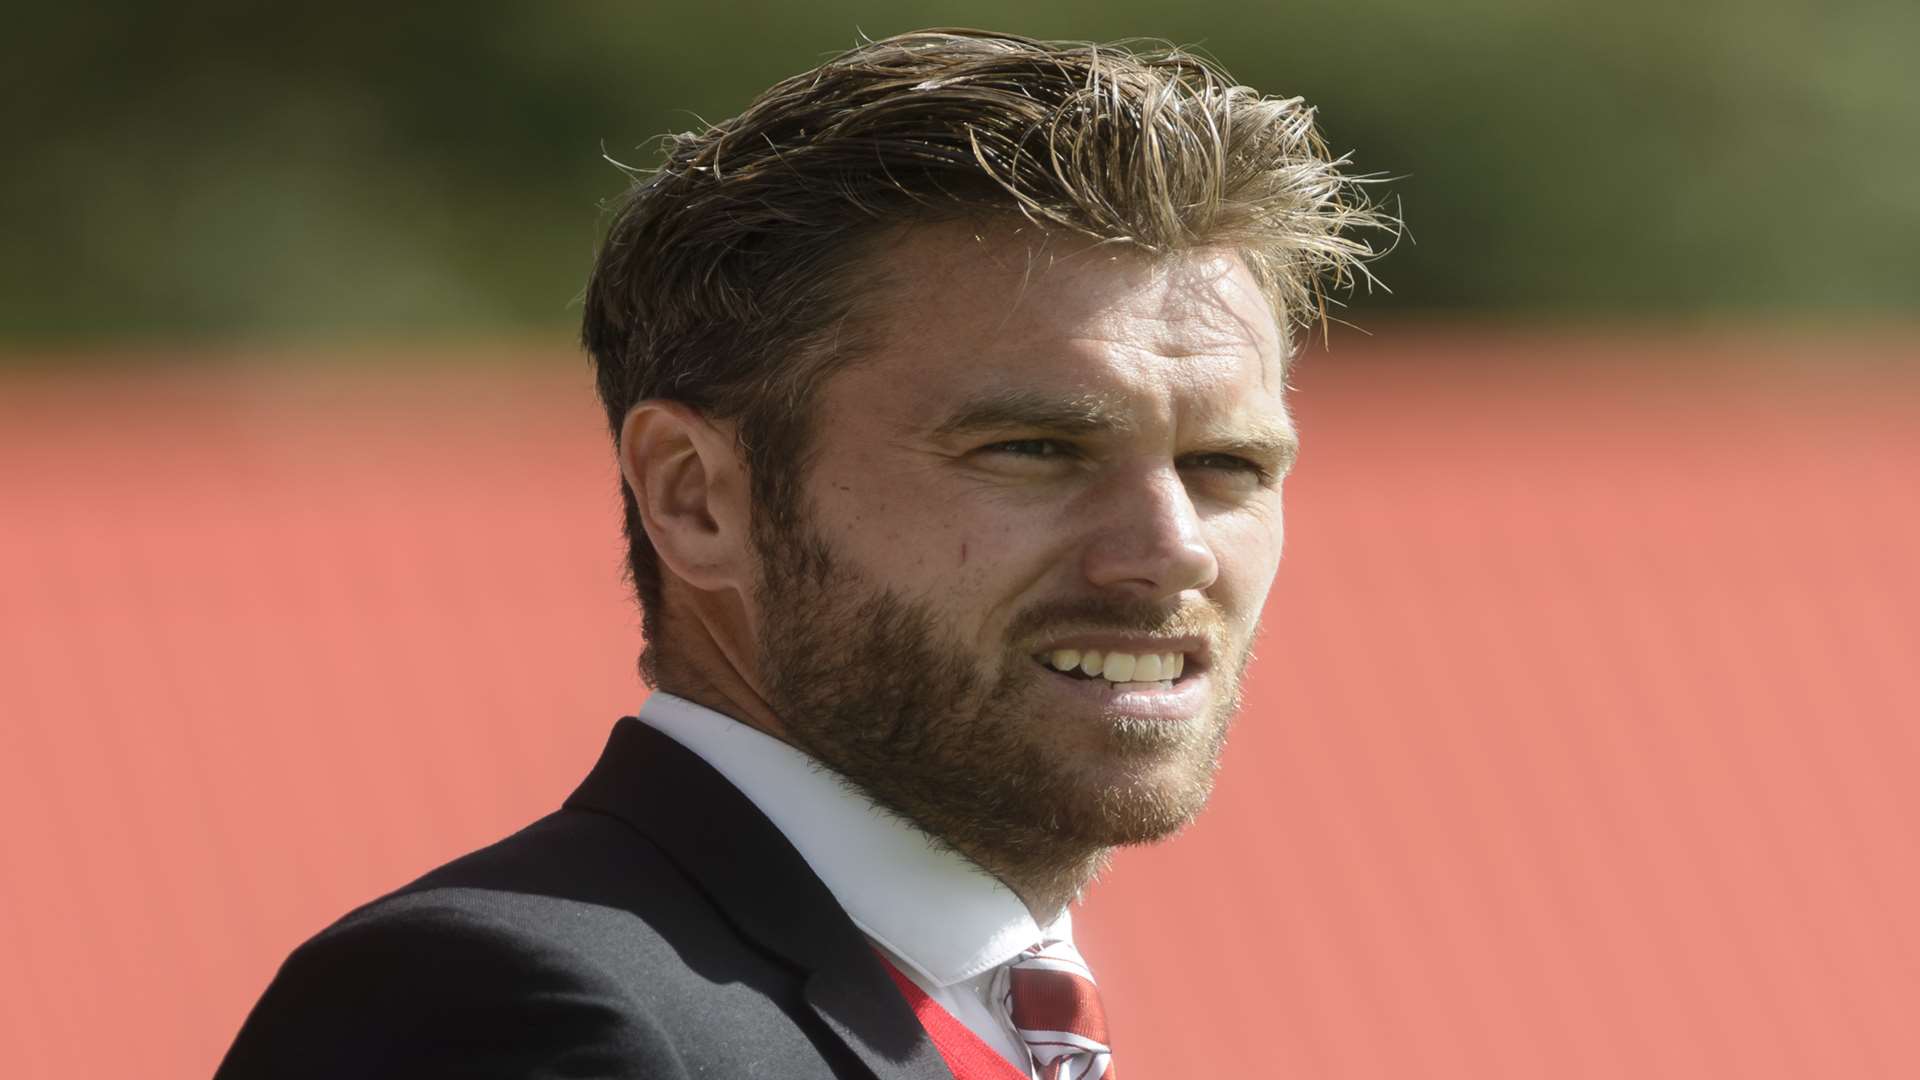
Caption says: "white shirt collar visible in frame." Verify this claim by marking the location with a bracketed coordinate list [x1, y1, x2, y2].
[637, 692, 1070, 987]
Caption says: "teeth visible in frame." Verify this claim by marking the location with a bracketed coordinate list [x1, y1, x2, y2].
[1044, 648, 1189, 683]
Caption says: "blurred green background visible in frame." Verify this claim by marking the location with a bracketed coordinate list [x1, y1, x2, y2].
[7, 0, 1917, 349]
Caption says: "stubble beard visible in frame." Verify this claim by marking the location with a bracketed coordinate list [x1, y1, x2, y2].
[751, 514, 1253, 910]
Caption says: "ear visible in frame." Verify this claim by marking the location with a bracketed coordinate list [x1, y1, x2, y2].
[618, 400, 753, 595]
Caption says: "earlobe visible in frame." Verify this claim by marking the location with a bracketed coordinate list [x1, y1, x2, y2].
[619, 401, 750, 593]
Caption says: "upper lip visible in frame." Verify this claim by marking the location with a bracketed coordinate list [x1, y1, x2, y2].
[1030, 635, 1211, 671]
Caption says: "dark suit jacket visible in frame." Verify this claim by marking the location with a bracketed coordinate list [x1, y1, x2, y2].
[215, 718, 956, 1079]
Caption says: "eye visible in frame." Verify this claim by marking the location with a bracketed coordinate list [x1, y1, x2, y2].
[1179, 453, 1275, 484]
[980, 439, 1075, 459]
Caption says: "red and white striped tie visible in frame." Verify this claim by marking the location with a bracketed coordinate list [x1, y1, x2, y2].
[1003, 939, 1115, 1080]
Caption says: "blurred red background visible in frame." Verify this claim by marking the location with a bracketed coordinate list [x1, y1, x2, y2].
[2, 327, 1915, 1078]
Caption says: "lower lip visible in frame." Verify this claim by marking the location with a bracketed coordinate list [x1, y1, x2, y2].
[1034, 662, 1212, 721]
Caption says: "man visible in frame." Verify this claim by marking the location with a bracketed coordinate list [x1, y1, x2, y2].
[217, 29, 1384, 1079]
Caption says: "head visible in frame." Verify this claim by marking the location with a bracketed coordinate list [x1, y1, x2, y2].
[582, 30, 1385, 908]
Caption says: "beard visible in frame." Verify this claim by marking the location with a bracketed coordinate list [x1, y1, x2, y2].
[750, 512, 1255, 875]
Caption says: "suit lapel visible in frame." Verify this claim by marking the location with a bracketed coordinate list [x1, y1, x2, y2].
[565, 718, 955, 1080]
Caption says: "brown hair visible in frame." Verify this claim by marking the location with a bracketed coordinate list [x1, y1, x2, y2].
[580, 29, 1389, 674]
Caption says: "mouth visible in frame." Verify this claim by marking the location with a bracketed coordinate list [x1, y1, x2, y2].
[1029, 645, 1203, 691]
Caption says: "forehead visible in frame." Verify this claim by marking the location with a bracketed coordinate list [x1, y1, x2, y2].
[846, 223, 1290, 427]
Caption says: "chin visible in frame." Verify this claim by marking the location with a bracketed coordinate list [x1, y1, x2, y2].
[1046, 753, 1221, 848]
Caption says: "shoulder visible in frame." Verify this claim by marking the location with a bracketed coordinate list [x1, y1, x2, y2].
[216, 808, 826, 1079]
[215, 879, 689, 1079]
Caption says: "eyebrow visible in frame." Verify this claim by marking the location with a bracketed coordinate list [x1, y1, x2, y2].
[931, 389, 1140, 439]
[931, 387, 1301, 470]
[1213, 425, 1301, 473]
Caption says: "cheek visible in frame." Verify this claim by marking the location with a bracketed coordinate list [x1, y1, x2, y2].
[813, 470, 1014, 589]
[1206, 505, 1286, 611]
[883, 503, 1073, 644]
[939, 515, 1057, 602]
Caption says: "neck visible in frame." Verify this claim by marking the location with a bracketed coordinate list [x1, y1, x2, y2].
[650, 593, 1111, 924]
[652, 673, 1110, 924]
[953, 842, 1111, 926]
[650, 589, 797, 748]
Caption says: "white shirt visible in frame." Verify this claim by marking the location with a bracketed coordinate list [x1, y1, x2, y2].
[639, 692, 1066, 1076]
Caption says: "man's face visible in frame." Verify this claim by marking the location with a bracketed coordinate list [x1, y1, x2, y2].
[751, 223, 1294, 860]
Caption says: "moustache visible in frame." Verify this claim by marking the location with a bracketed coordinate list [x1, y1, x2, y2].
[1004, 595, 1231, 650]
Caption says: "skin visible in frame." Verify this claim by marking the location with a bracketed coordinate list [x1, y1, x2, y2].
[620, 222, 1296, 920]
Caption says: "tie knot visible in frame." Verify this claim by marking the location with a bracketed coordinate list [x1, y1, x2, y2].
[1005, 940, 1115, 1079]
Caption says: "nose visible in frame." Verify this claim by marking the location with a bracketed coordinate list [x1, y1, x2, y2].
[1080, 466, 1219, 600]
